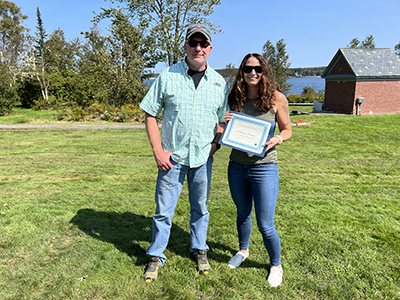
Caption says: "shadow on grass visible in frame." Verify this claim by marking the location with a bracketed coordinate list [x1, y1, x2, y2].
[70, 209, 155, 266]
[70, 208, 236, 267]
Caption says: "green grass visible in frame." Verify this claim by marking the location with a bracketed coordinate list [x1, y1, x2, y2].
[0, 106, 142, 126]
[0, 109, 399, 299]
[0, 106, 59, 124]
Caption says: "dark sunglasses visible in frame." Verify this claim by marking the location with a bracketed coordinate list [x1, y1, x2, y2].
[187, 40, 211, 48]
[243, 65, 263, 74]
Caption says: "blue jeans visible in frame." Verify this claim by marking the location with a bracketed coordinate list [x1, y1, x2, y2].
[228, 160, 281, 266]
[146, 157, 213, 266]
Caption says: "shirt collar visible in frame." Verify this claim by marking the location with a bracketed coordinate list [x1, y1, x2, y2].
[183, 57, 209, 76]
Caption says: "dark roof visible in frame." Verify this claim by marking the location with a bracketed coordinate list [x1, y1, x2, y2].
[322, 48, 400, 79]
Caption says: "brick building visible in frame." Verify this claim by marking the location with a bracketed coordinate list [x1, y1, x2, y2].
[321, 48, 400, 115]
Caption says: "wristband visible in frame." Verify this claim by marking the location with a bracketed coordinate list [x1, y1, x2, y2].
[274, 135, 283, 145]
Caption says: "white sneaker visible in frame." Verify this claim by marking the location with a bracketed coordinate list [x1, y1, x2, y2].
[267, 266, 283, 287]
[227, 251, 249, 269]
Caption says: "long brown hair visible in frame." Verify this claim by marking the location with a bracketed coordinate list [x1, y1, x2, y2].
[228, 53, 280, 112]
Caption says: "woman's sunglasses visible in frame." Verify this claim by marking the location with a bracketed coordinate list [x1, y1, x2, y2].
[243, 66, 263, 74]
[187, 40, 211, 48]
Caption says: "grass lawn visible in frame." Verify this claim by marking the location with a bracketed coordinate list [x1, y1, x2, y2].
[0, 108, 399, 299]
[0, 106, 143, 126]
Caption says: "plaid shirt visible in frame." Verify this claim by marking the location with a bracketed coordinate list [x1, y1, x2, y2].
[140, 61, 228, 168]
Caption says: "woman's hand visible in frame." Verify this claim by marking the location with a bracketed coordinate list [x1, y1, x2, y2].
[264, 136, 282, 151]
[224, 111, 233, 123]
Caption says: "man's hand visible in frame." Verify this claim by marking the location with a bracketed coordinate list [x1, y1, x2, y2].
[209, 143, 219, 157]
[144, 113, 173, 171]
[154, 150, 173, 171]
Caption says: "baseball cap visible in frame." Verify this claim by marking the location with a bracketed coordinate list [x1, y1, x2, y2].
[186, 24, 212, 42]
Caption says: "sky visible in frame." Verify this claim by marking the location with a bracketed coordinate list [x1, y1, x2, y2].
[13, 0, 400, 72]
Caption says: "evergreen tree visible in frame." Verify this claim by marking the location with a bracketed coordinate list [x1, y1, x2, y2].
[79, 24, 111, 105]
[394, 41, 400, 57]
[262, 39, 292, 94]
[34, 7, 49, 102]
[348, 37, 361, 48]
[361, 35, 376, 48]
[45, 29, 82, 106]
[348, 35, 375, 48]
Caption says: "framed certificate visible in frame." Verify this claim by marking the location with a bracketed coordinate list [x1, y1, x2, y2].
[219, 111, 276, 157]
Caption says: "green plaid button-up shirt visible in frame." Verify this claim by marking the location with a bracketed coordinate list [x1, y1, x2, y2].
[140, 61, 228, 168]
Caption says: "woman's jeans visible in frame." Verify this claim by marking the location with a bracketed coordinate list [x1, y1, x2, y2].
[146, 157, 213, 266]
[228, 160, 281, 266]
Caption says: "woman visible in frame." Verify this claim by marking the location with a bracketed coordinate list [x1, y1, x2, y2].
[224, 53, 292, 287]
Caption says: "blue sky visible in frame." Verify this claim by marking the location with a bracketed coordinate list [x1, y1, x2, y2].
[13, 0, 400, 72]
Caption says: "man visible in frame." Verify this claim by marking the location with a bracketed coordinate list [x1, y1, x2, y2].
[139, 24, 228, 283]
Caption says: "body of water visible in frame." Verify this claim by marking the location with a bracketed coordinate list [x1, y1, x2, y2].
[146, 76, 326, 95]
[287, 77, 325, 95]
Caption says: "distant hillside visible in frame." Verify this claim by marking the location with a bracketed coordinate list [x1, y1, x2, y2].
[290, 67, 326, 77]
[216, 66, 327, 78]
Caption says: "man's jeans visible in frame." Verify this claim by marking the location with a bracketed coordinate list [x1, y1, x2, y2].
[146, 157, 213, 266]
[228, 160, 281, 266]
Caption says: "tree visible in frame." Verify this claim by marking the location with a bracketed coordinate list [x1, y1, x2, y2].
[0, 0, 28, 70]
[348, 37, 361, 48]
[103, 0, 222, 66]
[20, 9, 84, 109]
[34, 7, 49, 102]
[45, 29, 82, 106]
[301, 86, 316, 102]
[395, 41, 400, 57]
[78, 24, 112, 106]
[348, 35, 375, 48]
[45, 29, 80, 72]
[102, 8, 149, 106]
[361, 35, 376, 48]
[19, 28, 82, 108]
[0, 0, 29, 114]
[0, 63, 17, 115]
[224, 63, 236, 91]
[79, 9, 149, 107]
[262, 39, 292, 94]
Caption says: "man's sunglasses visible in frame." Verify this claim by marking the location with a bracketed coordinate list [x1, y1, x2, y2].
[243, 66, 263, 74]
[187, 40, 211, 48]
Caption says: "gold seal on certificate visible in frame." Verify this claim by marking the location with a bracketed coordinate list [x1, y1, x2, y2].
[219, 111, 276, 157]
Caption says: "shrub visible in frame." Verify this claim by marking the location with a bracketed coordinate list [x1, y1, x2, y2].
[89, 102, 144, 122]
[18, 77, 42, 108]
[287, 86, 325, 104]
[33, 95, 60, 111]
[57, 105, 89, 121]
[316, 90, 325, 100]
[57, 102, 145, 122]
[287, 94, 302, 103]
[0, 66, 19, 115]
[301, 86, 317, 102]
[0, 96, 16, 116]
